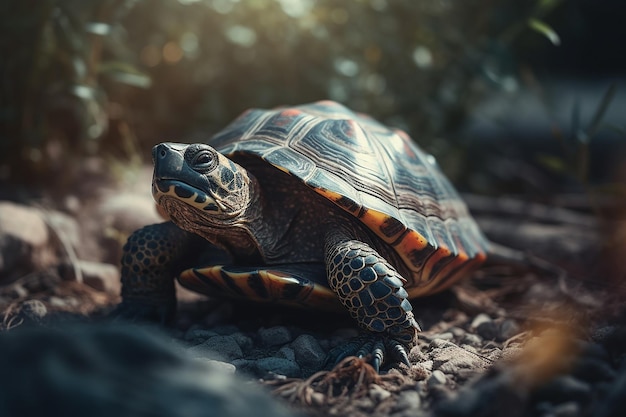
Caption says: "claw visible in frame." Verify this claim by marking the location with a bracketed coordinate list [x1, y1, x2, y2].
[371, 340, 385, 372]
[386, 339, 410, 367]
[326, 333, 411, 372]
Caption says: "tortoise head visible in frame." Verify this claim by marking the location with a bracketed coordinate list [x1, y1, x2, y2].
[151, 142, 251, 230]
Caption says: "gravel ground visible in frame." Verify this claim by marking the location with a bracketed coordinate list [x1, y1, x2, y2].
[4, 262, 624, 417]
[1, 180, 624, 417]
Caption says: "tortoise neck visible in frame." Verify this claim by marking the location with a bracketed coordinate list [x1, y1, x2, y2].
[211, 172, 276, 263]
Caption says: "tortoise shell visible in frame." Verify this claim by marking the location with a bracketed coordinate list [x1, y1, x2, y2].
[178, 100, 488, 307]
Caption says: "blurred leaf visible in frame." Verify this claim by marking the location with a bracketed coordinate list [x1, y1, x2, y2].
[85, 22, 111, 36]
[99, 61, 152, 88]
[70, 84, 98, 100]
[534, 0, 565, 15]
[536, 153, 568, 174]
[606, 124, 626, 137]
[584, 82, 617, 141]
[107, 71, 151, 88]
[528, 18, 561, 46]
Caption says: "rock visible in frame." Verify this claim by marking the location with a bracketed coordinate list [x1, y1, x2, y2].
[291, 334, 326, 369]
[68, 260, 120, 293]
[497, 319, 521, 342]
[394, 390, 421, 412]
[419, 360, 433, 372]
[98, 189, 162, 235]
[184, 327, 218, 343]
[255, 357, 301, 378]
[476, 321, 499, 341]
[0, 323, 296, 417]
[549, 401, 581, 417]
[435, 369, 526, 417]
[188, 335, 243, 361]
[470, 313, 492, 329]
[429, 342, 489, 376]
[258, 326, 293, 347]
[571, 357, 616, 383]
[276, 346, 296, 362]
[594, 363, 626, 417]
[534, 375, 592, 404]
[0, 202, 56, 283]
[449, 327, 466, 338]
[230, 358, 255, 374]
[369, 384, 391, 401]
[231, 332, 253, 352]
[427, 370, 447, 387]
[461, 333, 483, 347]
[576, 340, 610, 362]
[430, 332, 454, 341]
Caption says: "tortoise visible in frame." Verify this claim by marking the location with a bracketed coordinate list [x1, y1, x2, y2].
[117, 100, 490, 369]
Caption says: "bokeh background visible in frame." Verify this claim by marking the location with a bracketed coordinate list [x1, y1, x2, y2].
[1, 0, 625, 200]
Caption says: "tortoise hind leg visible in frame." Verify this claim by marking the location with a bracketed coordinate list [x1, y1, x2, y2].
[114, 221, 205, 323]
[324, 229, 420, 371]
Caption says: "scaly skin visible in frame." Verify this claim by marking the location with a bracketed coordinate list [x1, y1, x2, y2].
[325, 228, 420, 370]
[117, 222, 204, 323]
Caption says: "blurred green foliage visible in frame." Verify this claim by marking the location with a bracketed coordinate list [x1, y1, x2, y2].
[0, 0, 569, 183]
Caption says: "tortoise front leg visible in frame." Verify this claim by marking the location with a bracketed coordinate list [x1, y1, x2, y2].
[325, 229, 420, 370]
[116, 221, 205, 323]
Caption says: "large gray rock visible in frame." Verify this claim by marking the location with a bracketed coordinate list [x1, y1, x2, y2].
[0, 202, 57, 284]
[0, 323, 296, 417]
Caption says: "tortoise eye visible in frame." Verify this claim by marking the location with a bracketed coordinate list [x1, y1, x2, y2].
[195, 152, 212, 165]
[191, 149, 217, 172]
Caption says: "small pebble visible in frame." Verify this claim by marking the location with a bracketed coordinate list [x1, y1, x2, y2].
[498, 319, 520, 342]
[535, 375, 592, 404]
[276, 346, 296, 361]
[427, 370, 447, 388]
[431, 332, 454, 341]
[430, 344, 487, 376]
[575, 340, 610, 362]
[230, 358, 254, 374]
[255, 357, 301, 378]
[184, 327, 218, 343]
[549, 401, 581, 417]
[461, 333, 483, 347]
[369, 384, 391, 401]
[470, 313, 492, 329]
[419, 360, 433, 372]
[258, 326, 293, 347]
[449, 327, 466, 338]
[571, 357, 616, 383]
[291, 334, 326, 369]
[476, 321, 499, 341]
[231, 332, 253, 352]
[394, 390, 421, 411]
